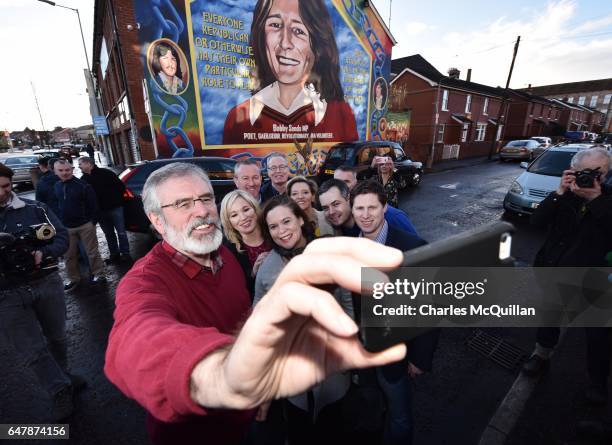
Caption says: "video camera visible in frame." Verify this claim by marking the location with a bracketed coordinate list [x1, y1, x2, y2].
[571, 167, 602, 188]
[0, 223, 58, 277]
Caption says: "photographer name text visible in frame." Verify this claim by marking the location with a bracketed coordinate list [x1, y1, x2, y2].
[372, 304, 536, 318]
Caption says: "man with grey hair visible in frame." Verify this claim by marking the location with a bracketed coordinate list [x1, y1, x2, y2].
[104, 162, 407, 445]
[233, 159, 262, 201]
[523, 147, 612, 406]
[261, 152, 289, 202]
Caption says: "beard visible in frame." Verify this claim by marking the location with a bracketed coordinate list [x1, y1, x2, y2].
[164, 216, 223, 256]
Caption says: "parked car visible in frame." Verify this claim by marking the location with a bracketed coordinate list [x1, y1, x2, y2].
[529, 137, 553, 159]
[1, 155, 40, 185]
[502, 144, 596, 215]
[317, 140, 423, 187]
[120, 157, 237, 233]
[499, 139, 541, 161]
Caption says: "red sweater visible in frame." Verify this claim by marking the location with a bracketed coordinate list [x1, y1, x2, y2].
[223, 99, 359, 144]
[104, 242, 254, 445]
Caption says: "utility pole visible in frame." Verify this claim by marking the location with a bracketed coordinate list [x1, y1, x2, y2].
[488, 36, 521, 160]
[389, 0, 392, 30]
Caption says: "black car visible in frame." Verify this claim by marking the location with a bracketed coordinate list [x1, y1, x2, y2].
[120, 157, 236, 233]
[317, 140, 423, 187]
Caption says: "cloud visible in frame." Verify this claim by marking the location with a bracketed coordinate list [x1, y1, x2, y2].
[402, 22, 435, 36]
[392, 0, 612, 88]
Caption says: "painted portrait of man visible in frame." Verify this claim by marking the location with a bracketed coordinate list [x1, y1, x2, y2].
[222, 0, 358, 145]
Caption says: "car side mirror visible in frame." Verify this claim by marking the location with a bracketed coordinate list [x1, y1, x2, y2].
[519, 162, 529, 169]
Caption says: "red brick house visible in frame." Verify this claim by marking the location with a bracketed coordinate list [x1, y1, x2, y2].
[92, 0, 154, 165]
[504, 90, 563, 140]
[390, 55, 504, 165]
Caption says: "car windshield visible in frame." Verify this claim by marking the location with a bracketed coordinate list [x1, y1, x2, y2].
[527, 151, 576, 176]
[4, 156, 38, 166]
[326, 145, 355, 161]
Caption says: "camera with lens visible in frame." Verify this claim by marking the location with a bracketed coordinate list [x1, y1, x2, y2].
[572, 167, 602, 188]
[0, 223, 58, 278]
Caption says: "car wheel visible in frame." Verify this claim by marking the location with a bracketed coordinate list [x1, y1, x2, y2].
[500, 157, 506, 162]
[397, 176, 408, 189]
[410, 171, 422, 187]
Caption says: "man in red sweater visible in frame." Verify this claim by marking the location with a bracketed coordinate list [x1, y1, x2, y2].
[104, 162, 405, 445]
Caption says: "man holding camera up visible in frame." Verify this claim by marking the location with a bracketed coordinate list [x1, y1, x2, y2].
[523, 148, 612, 405]
[0, 164, 79, 420]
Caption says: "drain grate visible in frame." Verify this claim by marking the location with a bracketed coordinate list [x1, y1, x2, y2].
[466, 329, 528, 370]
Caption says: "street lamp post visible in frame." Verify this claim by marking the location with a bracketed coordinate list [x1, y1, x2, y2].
[36, 0, 112, 162]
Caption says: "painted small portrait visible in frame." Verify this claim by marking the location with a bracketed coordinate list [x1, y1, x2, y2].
[373, 77, 388, 110]
[148, 39, 189, 95]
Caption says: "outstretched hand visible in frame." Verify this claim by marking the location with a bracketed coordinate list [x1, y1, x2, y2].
[190, 237, 406, 410]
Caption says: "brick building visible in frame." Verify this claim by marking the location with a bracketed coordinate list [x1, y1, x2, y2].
[390, 54, 505, 165]
[503, 90, 563, 140]
[92, 0, 154, 165]
[519, 78, 612, 132]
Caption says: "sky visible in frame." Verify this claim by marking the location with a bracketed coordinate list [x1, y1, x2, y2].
[1, 0, 610, 131]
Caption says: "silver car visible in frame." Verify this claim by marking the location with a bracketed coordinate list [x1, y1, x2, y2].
[499, 139, 541, 161]
[1, 155, 40, 184]
[503, 144, 596, 215]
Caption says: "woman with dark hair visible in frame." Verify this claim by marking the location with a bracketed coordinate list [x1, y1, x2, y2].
[287, 175, 334, 237]
[223, 0, 358, 145]
[151, 42, 184, 94]
[253, 194, 352, 444]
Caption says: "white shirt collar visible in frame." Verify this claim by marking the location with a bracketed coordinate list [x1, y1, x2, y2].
[249, 82, 327, 126]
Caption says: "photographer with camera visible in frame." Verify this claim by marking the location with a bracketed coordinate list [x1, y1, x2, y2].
[0, 163, 81, 420]
[523, 147, 612, 406]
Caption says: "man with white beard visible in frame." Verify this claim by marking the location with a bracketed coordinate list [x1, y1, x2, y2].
[104, 162, 406, 445]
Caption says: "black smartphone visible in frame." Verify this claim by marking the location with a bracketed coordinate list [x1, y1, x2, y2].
[360, 221, 515, 352]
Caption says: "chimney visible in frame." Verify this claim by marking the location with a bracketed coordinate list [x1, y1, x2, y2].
[466, 69, 472, 82]
[447, 67, 460, 79]
[527, 84, 532, 92]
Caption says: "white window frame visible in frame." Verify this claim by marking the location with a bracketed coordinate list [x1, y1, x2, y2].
[590, 96, 598, 107]
[441, 89, 449, 111]
[578, 96, 586, 105]
[483, 97, 489, 115]
[567, 96, 574, 103]
[496, 124, 504, 141]
[436, 124, 445, 143]
[604, 94, 611, 105]
[465, 94, 472, 113]
[461, 123, 469, 142]
[475, 123, 486, 142]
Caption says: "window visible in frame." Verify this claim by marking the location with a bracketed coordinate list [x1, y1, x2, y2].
[496, 125, 504, 141]
[465, 95, 472, 113]
[567, 96, 574, 103]
[483, 97, 489, 115]
[604, 94, 612, 105]
[461, 124, 469, 142]
[436, 124, 445, 143]
[441, 89, 449, 111]
[578, 96, 586, 105]
[475, 123, 486, 141]
[590, 96, 598, 107]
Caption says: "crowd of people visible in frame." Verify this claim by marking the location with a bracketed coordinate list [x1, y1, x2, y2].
[1, 146, 611, 444]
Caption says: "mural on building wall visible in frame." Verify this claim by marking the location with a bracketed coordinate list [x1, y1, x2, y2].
[132, 0, 393, 173]
[386, 110, 411, 144]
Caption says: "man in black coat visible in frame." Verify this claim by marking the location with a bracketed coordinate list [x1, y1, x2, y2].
[522, 147, 612, 406]
[351, 180, 438, 445]
[78, 157, 131, 264]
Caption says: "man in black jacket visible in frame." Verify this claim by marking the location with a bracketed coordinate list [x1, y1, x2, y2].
[35, 157, 60, 214]
[0, 163, 82, 420]
[54, 159, 105, 290]
[351, 180, 438, 445]
[522, 147, 612, 405]
[78, 157, 131, 264]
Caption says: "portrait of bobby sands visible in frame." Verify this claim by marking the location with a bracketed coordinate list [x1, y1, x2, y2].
[150, 41, 188, 95]
[223, 0, 358, 145]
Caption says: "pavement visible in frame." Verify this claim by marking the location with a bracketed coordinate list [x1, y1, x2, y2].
[426, 154, 501, 173]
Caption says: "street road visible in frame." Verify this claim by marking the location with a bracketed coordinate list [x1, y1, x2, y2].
[1, 160, 550, 444]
